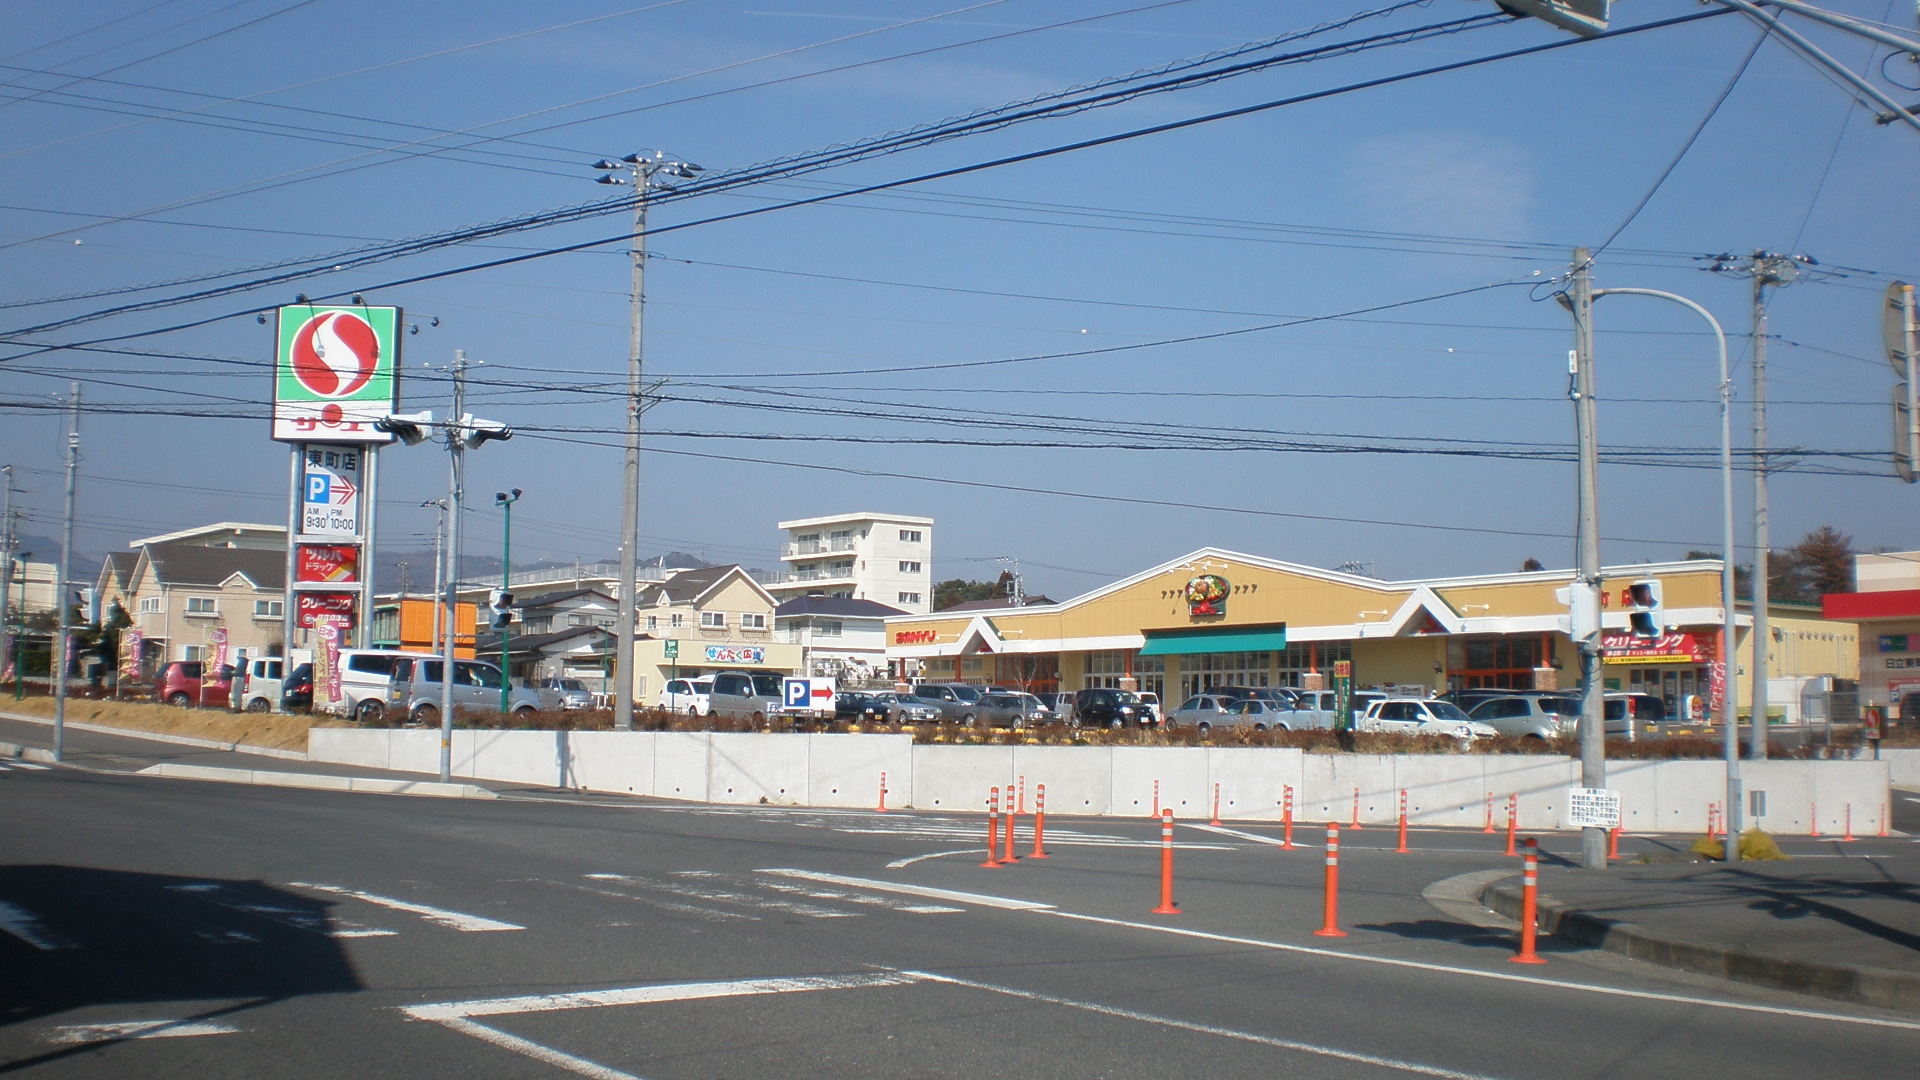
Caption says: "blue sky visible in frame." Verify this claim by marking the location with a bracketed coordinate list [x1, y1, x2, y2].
[3, 0, 1917, 598]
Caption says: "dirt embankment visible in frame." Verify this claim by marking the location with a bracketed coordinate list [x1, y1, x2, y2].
[2, 695, 315, 752]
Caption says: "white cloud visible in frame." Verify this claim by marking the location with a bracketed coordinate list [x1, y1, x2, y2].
[1343, 132, 1536, 241]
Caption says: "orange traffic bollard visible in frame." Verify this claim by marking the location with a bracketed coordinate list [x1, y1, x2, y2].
[1282, 785, 1295, 849]
[1001, 789, 1021, 863]
[1810, 801, 1820, 838]
[980, 787, 1002, 869]
[1351, 787, 1363, 829]
[1017, 775, 1026, 815]
[1313, 822, 1346, 937]
[1211, 782, 1222, 827]
[1510, 838, 1547, 965]
[1031, 784, 1049, 858]
[1152, 808, 1180, 914]
[1395, 788, 1410, 853]
[1881, 803, 1891, 839]
[1152, 779, 1160, 818]
[877, 771, 888, 813]
[1484, 792, 1497, 834]
[1843, 803, 1855, 842]
[1607, 825, 1621, 861]
[1707, 802, 1719, 841]
[1504, 794, 1519, 856]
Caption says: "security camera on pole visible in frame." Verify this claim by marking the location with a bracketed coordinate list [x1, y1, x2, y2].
[376, 352, 512, 784]
[590, 150, 701, 732]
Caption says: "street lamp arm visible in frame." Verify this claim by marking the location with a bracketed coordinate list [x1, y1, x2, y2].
[1591, 287, 1728, 394]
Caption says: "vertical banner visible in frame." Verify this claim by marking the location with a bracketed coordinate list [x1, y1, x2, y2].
[209, 627, 230, 673]
[122, 628, 144, 679]
[313, 616, 345, 712]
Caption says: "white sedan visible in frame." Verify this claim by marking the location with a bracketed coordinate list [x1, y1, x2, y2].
[1360, 698, 1500, 740]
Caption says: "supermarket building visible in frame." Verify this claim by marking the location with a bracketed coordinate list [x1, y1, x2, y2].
[884, 548, 1856, 717]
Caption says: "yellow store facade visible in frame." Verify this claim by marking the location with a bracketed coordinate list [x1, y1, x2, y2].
[885, 549, 1856, 720]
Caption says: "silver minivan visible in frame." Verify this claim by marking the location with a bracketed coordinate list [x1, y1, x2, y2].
[707, 670, 786, 725]
[385, 656, 541, 723]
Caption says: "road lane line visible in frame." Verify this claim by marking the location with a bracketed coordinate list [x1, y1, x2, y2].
[886, 849, 980, 868]
[0, 901, 74, 950]
[590, 872, 855, 919]
[438, 1017, 641, 1080]
[758, 869, 1057, 911]
[45, 1021, 239, 1044]
[289, 882, 523, 932]
[165, 883, 396, 938]
[758, 873, 1920, 1031]
[902, 969, 1506, 1080]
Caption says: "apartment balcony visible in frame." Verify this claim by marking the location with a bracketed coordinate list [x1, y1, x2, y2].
[762, 569, 856, 588]
[781, 538, 857, 560]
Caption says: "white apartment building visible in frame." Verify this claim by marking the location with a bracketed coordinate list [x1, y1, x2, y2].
[765, 512, 933, 615]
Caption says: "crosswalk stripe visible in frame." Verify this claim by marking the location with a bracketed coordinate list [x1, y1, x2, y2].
[0, 901, 75, 950]
[289, 882, 523, 932]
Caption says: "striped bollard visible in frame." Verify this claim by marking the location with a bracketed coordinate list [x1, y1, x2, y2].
[1001, 787, 1021, 863]
[1810, 801, 1820, 838]
[1350, 787, 1363, 829]
[877, 771, 887, 813]
[1313, 823, 1346, 937]
[1504, 794, 1519, 856]
[1210, 782, 1222, 827]
[1031, 784, 1049, 858]
[1152, 809, 1179, 914]
[980, 787, 1002, 869]
[1152, 779, 1160, 818]
[1483, 792, 1497, 834]
[1017, 775, 1026, 815]
[1509, 838, 1546, 964]
[1281, 785, 1295, 849]
[1394, 788, 1410, 853]
[1842, 803, 1855, 843]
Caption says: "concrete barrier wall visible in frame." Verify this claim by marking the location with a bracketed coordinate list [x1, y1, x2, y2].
[306, 731, 1889, 834]
[1884, 748, 1920, 787]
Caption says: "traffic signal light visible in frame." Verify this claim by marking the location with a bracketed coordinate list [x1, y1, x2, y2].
[1494, 0, 1609, 36]
[488, 589, 515, 630]
[1625, 579, 1662, 640]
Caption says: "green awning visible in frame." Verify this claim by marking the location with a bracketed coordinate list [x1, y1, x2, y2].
[1140, 623, 1287, 656]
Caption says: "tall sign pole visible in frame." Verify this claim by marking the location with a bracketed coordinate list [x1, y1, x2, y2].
[1569, 249, 1607, 871]
[0, 465, 14, 698]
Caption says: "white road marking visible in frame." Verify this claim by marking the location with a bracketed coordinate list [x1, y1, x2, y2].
[289, 882, 523, 932]
[758, 879, 962, 914]
[759, 869, 1056, 911]
[0, 760, 49, 770]
[756, 873, 1920, 1032]
[165, 883, 396, 938]
[886, 849, 981, 868]
[404, 973, 919, 1080]
[562, 878, 755, 924]
[0, 901, 74, 950]
[903, 969, 1505, 1080]
[589, 872, 853, 919]
[45, 1021, 239, 1044]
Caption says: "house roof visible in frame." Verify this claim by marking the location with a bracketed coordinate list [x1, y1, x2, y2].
[475, 625, 609, 658]
[98, 551, 138, 591]
[129, 522, 286, 548]
[775, 596, 907, 619]
[138, 541, 285, 590]
[633, 564, 774, 608]
[938, 595, 1057, 614]
[515, 587, 617, 609]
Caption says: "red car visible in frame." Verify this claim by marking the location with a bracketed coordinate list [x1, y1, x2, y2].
[152, 660, 235, 708]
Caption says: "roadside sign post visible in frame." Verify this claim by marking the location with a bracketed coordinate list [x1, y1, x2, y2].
[665, 638, 679, 686]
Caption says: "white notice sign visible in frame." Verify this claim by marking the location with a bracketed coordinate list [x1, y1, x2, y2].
[302, 446, 362, 537]
[1566, 787, 1621, 829]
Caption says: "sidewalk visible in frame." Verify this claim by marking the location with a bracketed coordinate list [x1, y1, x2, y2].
[1482, 849, 1920, 1014]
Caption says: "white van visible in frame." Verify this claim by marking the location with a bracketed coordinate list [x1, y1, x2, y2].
[661, 677, 713, 716]
[243, 657, 285, 713]
[331, 649, 437, 722]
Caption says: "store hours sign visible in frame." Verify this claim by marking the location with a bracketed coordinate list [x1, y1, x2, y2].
[302, 447, 362, 536]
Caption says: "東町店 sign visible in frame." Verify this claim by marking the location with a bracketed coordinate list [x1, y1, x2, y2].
[1600, 631, 1710, 665]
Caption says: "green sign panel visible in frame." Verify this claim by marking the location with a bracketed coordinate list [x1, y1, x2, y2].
[272, 304, 402, 443]
[663, 639, 679, 659]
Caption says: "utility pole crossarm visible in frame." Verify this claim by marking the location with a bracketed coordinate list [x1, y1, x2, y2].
[1712, 0, 1920, 135]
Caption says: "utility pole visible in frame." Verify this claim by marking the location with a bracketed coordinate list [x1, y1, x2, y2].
[594, 151, 700, 731]
[54, 384, 79, 763]
[425, 499, 447, 650]
[1568, 249, 1607, 871]
[440, 352, 467, 784]
[496, 488, 520, 712]
[0, 466, 14, 697]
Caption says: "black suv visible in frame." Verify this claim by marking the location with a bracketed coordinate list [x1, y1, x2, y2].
[1072, 687, 1153, 729]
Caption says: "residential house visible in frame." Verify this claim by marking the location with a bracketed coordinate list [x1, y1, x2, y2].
[119, 538, 288, 674]
[774, 596, 905, 686]
[631, 565, 799, 704]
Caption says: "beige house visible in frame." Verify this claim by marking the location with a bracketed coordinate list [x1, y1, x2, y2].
[630, 565, 800, 704]
[108, 523, 290, 673]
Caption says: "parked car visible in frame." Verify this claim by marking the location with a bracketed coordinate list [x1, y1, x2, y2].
[1165, 693, 1236, 730]
[1360, 698, 1498, 740]
[1072, 687, 1153, 729]
[1466, 695, 1579, 740]
[1212, 698, 1297, 733]
[975, 692, 1045, 729]
[241, 656, 286, 713]
[1135, 691, 1162, 725]
[334, 649, 437, 722]
[384, 656, 542, 723]
[152, 660, 234, 708]
[281, 663, 312, 712]
[909, 683, 986, 724]
[536, 677, 594, 710]
[1604, 692, 1668, 737]
[661, 677, 713, 715]
[885, 691, 943, 724]
[1037, 692, 1076, 723]
[836, 691, 895, 723]
[707, 670, 786, 725]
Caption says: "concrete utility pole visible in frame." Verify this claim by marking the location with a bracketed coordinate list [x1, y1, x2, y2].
[595, 151, 700, 731]
[425, 498, 447, 651]
[53, 384, 79, 763]
[0, 466, 14, 695]
[440, 352, 467, 784]
[1568, 250, 1607, 871]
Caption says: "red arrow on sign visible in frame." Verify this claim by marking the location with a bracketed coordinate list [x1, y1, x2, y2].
[330, 476, 357, 504]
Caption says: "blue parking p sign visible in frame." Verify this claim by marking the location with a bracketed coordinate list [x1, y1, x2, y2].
[784, 679, 811, 708]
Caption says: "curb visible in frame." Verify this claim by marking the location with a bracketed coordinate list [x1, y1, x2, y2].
[1479, 880, 1920, 1016]
[0, 710, 308, 760]
[135, 763, 495, 800]
[0, 739, 57, 765]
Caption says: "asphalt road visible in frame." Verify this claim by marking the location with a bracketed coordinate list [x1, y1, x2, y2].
[4, 763, 1919, 1079]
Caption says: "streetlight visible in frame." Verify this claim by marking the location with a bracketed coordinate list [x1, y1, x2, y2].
[495, 488, 521, 711]
[1591, 286, 1738, 860]
[591, 150, 701, 732]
